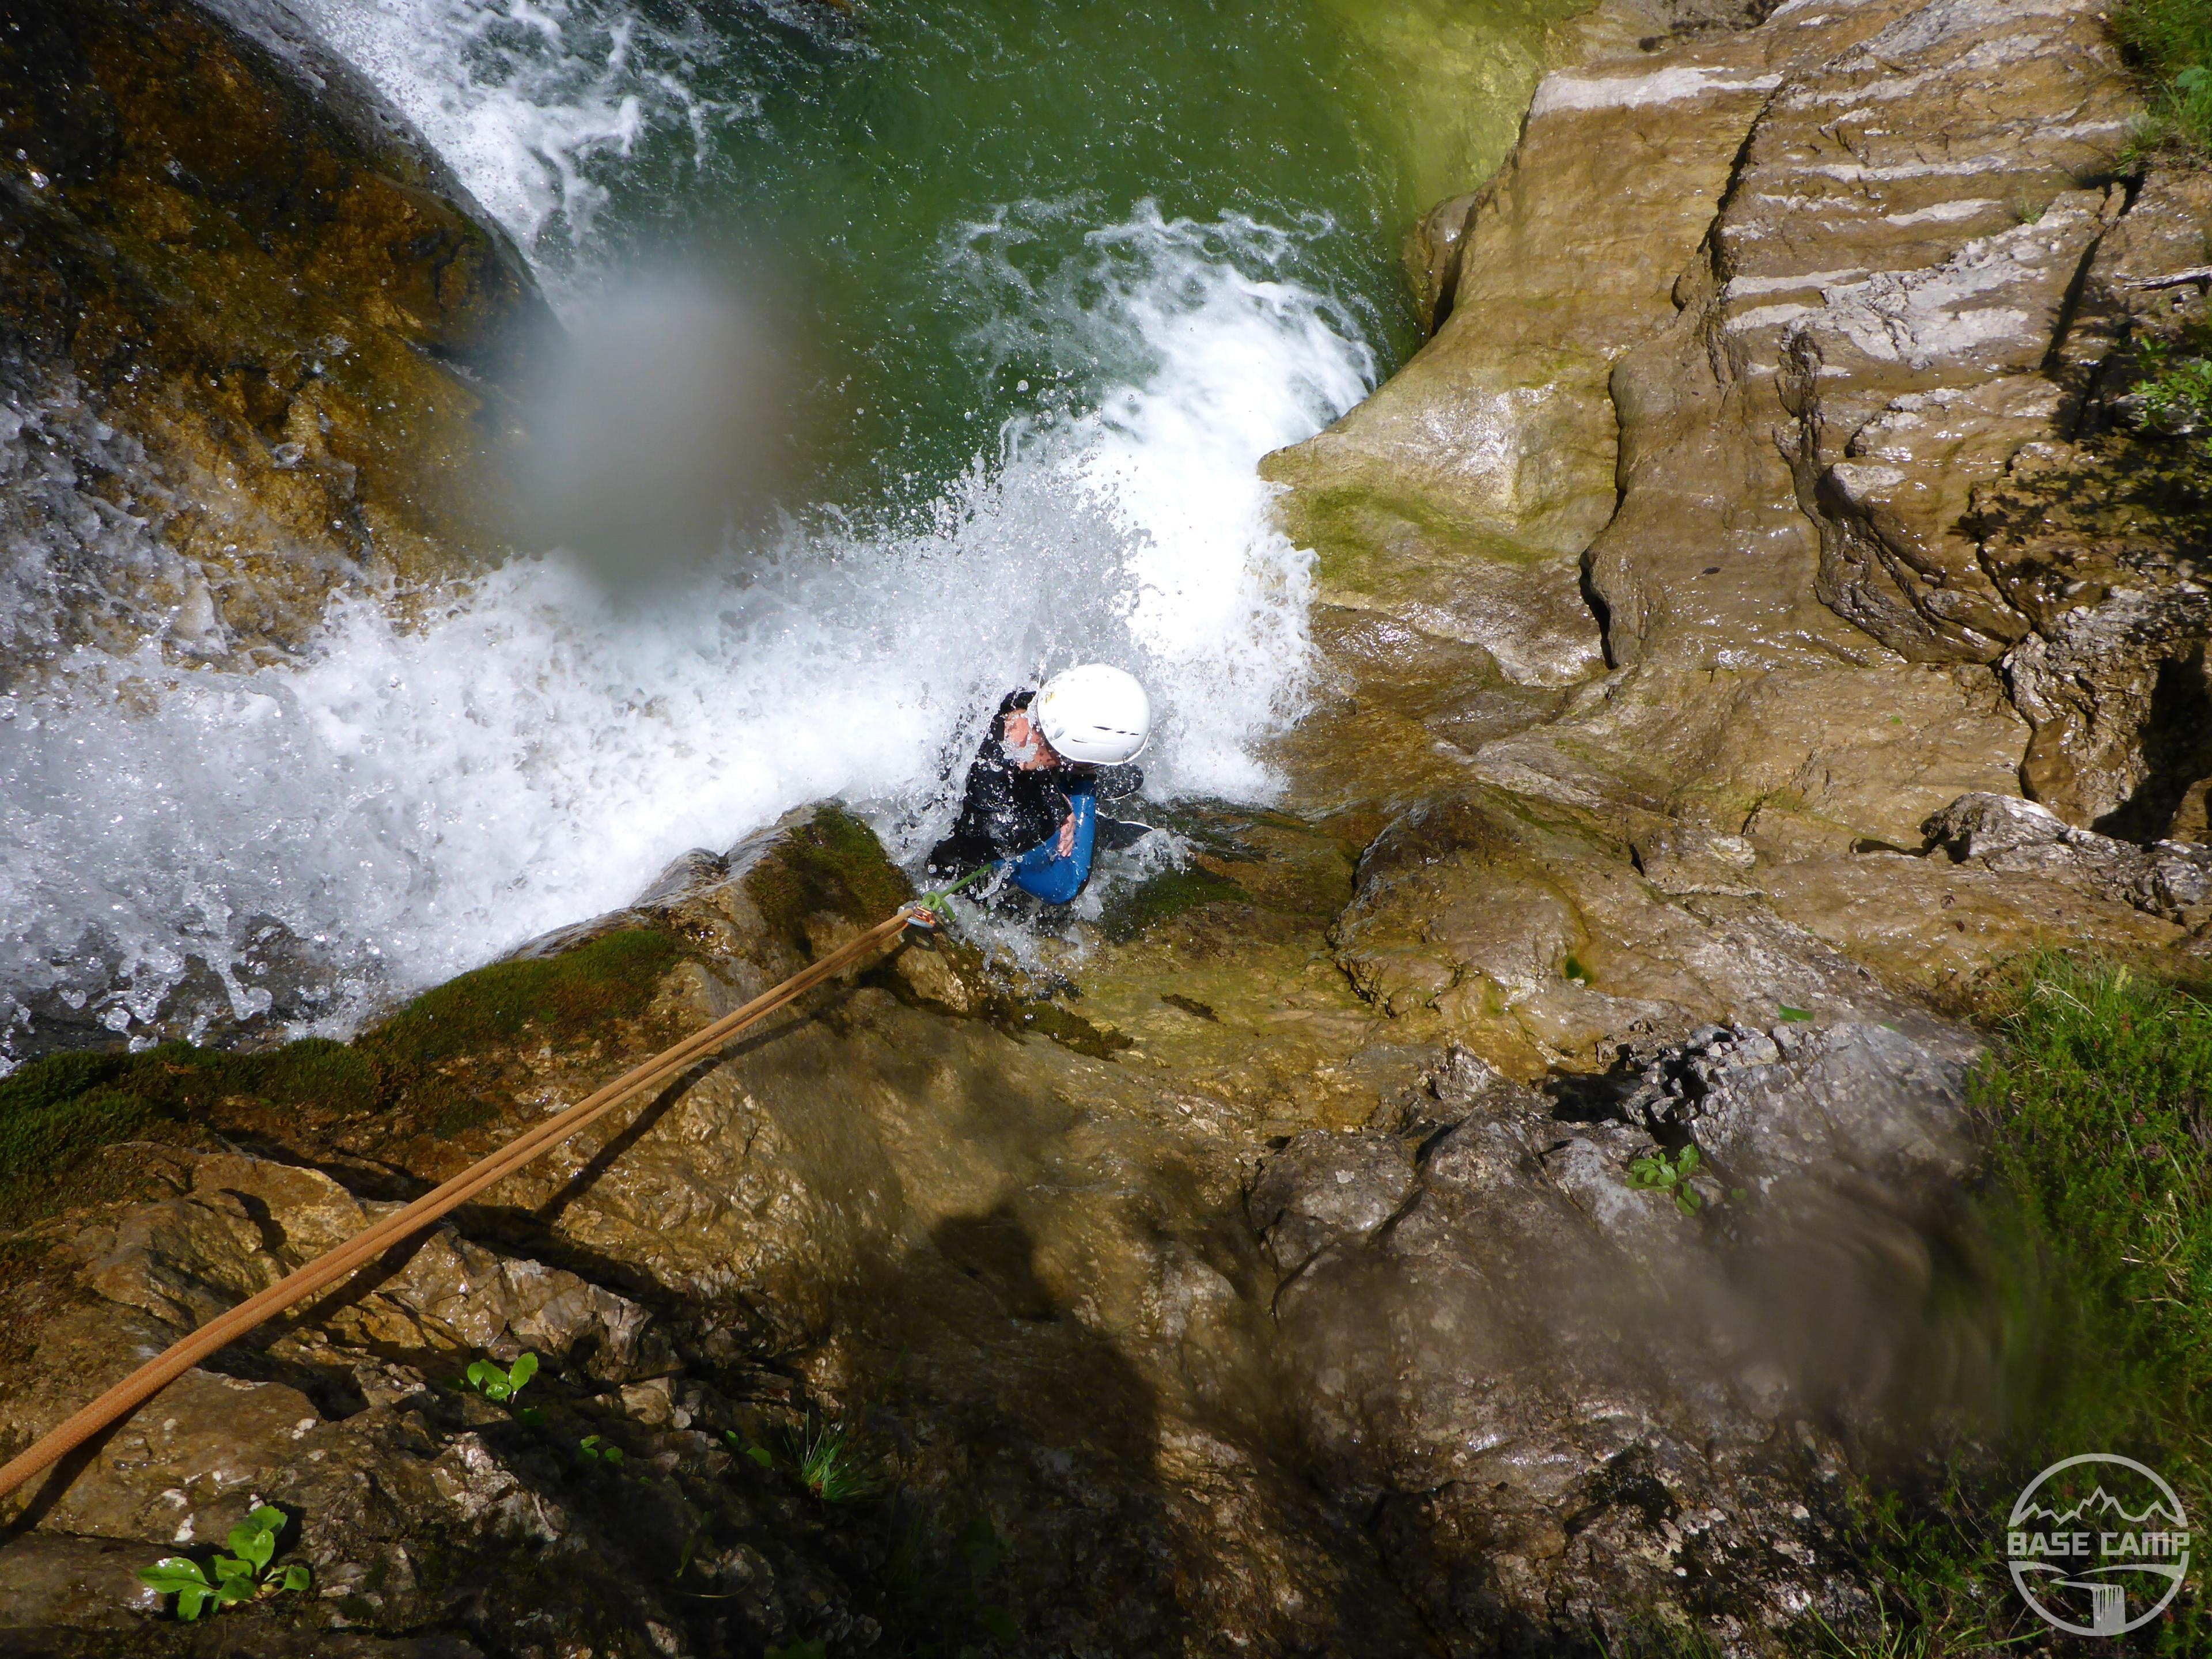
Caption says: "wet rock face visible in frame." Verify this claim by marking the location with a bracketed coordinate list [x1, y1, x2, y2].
[0, 803, 2015, 1657]
[7, 0, 2212, 1653]
[0, 0, 547, 680]
[1272, 0, 2209, 856]
[1255, 1022, 1974, 1651]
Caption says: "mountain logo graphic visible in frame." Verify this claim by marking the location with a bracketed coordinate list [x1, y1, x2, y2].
[2006, 1455, 2191, 1637]
[2014, 1487, 2186, 1531]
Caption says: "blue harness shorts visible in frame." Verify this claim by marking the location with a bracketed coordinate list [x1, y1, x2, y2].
[1005, 792, 1096, 904]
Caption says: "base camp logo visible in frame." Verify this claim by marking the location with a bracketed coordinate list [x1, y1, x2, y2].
[2006, 1454, 2191, 1635]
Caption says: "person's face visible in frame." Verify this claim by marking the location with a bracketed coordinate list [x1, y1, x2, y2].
[1003, 707, 1059, 769]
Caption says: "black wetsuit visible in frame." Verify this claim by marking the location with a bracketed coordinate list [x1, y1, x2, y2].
[926, 691, 1141, 881]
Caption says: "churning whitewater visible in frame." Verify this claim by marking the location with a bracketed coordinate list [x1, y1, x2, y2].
[0, 0, 1378, 1059]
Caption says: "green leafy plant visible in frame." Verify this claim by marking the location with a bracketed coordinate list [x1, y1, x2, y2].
[2116, 0, 2212, 152]
[577, 1433, 626, 1468]
[463, 1350, 537, 1404]
[138, 1506, 309, 1620]
[1777, 1005, 1813, 1021]
[724, 1428, 775, 1469]
[2135, 335, 2212, 435]
[1626, 1143, 1706, 1215]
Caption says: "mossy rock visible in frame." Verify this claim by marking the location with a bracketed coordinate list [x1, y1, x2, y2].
[0, 927, 688, 1217]
[1099, 867, 1251, 942]
[1003, 1001, 1134, 1059]
[359, 929, 687, 1071]
[0, 0, 550, 667]
[0, 1036, 377, 1214]
[742, 805, 917, 955]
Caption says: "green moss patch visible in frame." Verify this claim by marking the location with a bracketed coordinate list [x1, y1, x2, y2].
[1006, 1002, 1134, 1060]
[0, 928, 689, 1216]
[359, 929, 684, 1070]
[745, 806, 916, 953]
[1099, 867, 1249, 942]
[0, 1036, 377, 1215]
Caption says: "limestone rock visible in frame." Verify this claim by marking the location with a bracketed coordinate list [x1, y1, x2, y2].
[1262, 1016, 1973, 1649]
[1263, 5, 1854, 692]
[1920, 789, 2212, 930]
[1327, 785, 1970, 1075]
[1246, 1131, 1414, 1277]
[1275, 0, 2210, 879]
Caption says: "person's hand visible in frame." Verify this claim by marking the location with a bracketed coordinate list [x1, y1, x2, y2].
[1056, 813, 1075, 857]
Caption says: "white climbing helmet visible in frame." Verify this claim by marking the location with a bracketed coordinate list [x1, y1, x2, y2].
[1035, 663, 1152, 764]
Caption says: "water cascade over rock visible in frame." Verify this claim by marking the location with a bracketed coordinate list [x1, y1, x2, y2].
[1, 0, 2209, 1651]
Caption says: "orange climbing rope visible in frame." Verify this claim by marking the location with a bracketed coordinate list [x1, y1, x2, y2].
[0, 903, 932, 1504]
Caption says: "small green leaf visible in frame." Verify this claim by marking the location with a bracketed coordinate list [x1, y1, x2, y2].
[1676, 1145, 1700, 1176]
[139, 1559, 211, 1594]
[212, 1574, 257, 1605]
[1675, 1188, 1701, 1217]
[245, 1505, 286, 1534]
[1777, 1005, 1812, 1022]
[279, 1565, 311, 1594]
[176, 1584, 209, 1622]
[211, 1554, 255, 1585]
[465, 1358, 505, 1398]
[747, 1445, 774, 1469]
[227, 1524, 275, 1573]
[507, 1351, 538, 1393]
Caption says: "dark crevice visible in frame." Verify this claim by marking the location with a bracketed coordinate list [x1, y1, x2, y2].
[2093, 642, 2212, 841]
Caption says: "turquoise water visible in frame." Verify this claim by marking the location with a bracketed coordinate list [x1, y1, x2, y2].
[305, 0, 1582, 509]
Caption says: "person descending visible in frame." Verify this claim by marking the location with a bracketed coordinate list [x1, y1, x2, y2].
[927, 664, 1152, 904]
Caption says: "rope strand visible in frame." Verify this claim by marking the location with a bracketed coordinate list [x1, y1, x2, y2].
[0, 903, 929, 1504]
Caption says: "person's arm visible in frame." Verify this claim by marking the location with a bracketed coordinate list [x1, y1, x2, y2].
[1007, 794, 1096, 904]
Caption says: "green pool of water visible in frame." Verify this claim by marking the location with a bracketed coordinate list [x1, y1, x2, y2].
[588, 0, 1586, 505]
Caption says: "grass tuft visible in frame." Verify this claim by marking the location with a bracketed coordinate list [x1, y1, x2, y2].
[2116, 0, 2212, 155]
[789, 1419, 886, 1504]
[1811, 954, 2212, 1655]
[1972, 956, 2212, 1466]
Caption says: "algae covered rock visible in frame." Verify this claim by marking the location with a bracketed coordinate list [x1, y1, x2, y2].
[0, 0, 550, 679]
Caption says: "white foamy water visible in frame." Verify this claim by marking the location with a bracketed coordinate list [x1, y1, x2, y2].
[0, 209, 1372, 1051]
